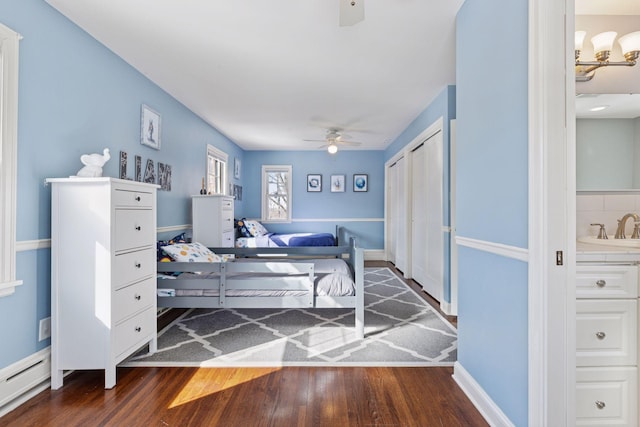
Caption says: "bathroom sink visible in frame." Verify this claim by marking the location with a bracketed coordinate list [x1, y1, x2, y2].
[578, 236, 640, 248]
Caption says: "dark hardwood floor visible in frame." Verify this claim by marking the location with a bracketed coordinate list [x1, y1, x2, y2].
[1, 262, 485, 427]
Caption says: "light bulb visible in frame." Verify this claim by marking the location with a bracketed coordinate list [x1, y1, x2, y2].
[327, 144, 338, 154]
[575, 31, 586, 51]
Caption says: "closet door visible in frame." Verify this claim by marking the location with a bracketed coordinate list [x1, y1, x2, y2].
[423, 132, 443, 301]
[411, 144, 427, 285]
[387, 162, 397, 264]
[394, 156, 407, 273]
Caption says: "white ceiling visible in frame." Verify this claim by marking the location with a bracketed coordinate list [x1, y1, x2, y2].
[45, 0, 463, 151]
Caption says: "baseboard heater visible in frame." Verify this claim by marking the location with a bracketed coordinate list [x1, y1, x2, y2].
[0, 348, 51, 418]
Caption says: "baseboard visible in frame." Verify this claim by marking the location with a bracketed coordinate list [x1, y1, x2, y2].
[0, 347, 51, 418]
[364, 249, 384, 261]
[452, 361, 514, 427]
[440, 300, 455, 316]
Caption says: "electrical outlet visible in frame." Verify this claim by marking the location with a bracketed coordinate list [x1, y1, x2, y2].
[39, 317, 51, 341]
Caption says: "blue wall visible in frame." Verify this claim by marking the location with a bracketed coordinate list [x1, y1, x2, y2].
[0, 0, 244, 368]
[456, 0, 529, 425]
[241, 150, 385, 249]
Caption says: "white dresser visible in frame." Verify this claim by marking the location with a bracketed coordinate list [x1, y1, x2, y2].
[575, 251, 639, 426]
[191, 195, 235, 247]
[47, 178, 158, 389]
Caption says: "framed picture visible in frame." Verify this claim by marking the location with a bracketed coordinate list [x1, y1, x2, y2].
[140, 104, 161, 150]
[307, 174, 322, 192]
[353, 174, 368, 192]
[331, 174, 345, 192]
[234, 157, 241, 179]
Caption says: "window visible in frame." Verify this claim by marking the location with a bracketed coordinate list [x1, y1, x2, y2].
[262, 165, 292, 222]
[206, 144, 228, 195]
[0, 23, 22, 297]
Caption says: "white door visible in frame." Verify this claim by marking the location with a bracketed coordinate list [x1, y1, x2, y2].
[395, 156, 407, 273]
[423, 131, 443, 301]
[411, 144, 427, 284]
[387, 162, 397, 264]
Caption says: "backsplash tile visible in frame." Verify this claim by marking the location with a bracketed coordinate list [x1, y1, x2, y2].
[577, 193, 640, 238]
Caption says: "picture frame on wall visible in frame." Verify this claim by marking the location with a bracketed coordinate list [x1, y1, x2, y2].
[140, 104, 161, 150]
[353, 174, 368, 192]
[307, 174, 322, 192]
[234, 157, 241, 179]
[330, 174, 345, 192]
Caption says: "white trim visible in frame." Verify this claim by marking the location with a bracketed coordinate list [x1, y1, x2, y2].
[158, 224, 191, 234]
[206, 144, 228, 196]
[455, 236, 528, 262]
[453, 362, 514, 427]
[0, 348, 51, 418]
[16, 239, 50, 252]
[449, 119, 458, 316]
[0, 23, 22, 298]
[364, 249, 384, 261]
[528, 0, 574, 425]
[292, 218, 383, 223]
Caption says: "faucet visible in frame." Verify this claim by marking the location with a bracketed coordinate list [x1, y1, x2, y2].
[614, 213, 640, 239]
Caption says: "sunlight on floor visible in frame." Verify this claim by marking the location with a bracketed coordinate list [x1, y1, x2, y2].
[168, 367, 282, 408]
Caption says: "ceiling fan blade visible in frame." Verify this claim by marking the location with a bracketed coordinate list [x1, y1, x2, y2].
[339, 0, 364, 27]
[304, 139, 329, 143]
[338, 141, 362, 146]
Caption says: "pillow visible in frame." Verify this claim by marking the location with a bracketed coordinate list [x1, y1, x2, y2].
[235, 218, 252, 238]
[161, 242, 222, 263]
[244, 220, 269, 237]
[157, 232, 188, 261]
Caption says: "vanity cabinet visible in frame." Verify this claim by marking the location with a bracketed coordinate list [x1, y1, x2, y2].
[191, 195, 235, 247]
[47, 178, 158, 389]
[575, 263, 638, 426]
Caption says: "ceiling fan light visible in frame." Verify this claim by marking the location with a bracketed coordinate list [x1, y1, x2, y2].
[591, 31, 617, 58]
[618, 31, 640, 58]
[575, 30, 586, 51]
[327, 144, 338, 154]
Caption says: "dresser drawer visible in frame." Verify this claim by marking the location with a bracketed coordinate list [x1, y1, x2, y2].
[576, 265, 638, 299]
[114, 188, 154, 208]
[576, 366, 637, 426]
[114, 209, 155, 252]
[114, 307, 156, 357]
[221, 197, 233, 210]
[221, 210, 234, 232]
[114, 248, 155, 289]
[114, 277, 155, 323]
[576, 299, 637, 367]
[221, 231, 235, 247]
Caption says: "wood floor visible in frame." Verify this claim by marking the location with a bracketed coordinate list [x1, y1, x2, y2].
[1, 262, 486, 427]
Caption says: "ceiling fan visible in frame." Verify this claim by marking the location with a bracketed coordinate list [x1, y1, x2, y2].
[305, 129, 362, 153]
[339, 0, 364, 27]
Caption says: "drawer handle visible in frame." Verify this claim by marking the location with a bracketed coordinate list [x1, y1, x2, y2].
[595, 400, 606, 410]
[595, 331, 606, 340]
[134, 294, 141, 301]
[135, 262, 141, 269]
[135, 326, 142, 333]
[135, 225, 141, 231]
[596, 279, 606, 287]
[135, 196, 141, 202]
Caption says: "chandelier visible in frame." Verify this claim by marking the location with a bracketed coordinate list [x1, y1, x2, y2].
[575, 30, 640, 82]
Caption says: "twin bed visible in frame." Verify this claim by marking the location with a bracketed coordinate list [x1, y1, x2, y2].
[156, 237, 365, 339]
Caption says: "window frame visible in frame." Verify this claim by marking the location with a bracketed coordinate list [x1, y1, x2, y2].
[0, 23, 22, 297]
[206, 144, 228, 196]
[261, 165, 292, 223]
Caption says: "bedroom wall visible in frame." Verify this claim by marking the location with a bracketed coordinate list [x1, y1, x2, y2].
[455, 0, 529, 425]
[240, 150, 385, 249]
[0, 0, 243, 369]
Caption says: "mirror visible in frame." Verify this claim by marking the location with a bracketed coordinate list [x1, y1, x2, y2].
[576, 93, 640, 191]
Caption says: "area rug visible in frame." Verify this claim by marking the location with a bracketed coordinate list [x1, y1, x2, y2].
[122, 267, 457, 367]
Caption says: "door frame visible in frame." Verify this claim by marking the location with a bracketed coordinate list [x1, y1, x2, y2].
[528, 0, 575, 424]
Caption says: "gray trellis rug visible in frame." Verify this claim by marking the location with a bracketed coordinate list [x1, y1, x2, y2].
[122, 267, 457, 367]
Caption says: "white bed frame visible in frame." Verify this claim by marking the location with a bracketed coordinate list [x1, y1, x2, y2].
[157, 238, 365, 339]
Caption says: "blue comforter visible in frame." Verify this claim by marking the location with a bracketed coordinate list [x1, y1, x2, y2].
[255, 232, 336, 247]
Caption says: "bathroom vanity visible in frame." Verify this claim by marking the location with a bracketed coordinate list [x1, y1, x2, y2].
[576, 242, 640, 426]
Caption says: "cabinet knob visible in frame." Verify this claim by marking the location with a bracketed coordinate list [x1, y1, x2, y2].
[135, 196, 141, 202]
[595, 279, 606, 287]
[135, 262, 141, 269]
[134, 294, 141, 300]
[135, 326, 142, 333]
[135, 225, 141, 231]
[595, 331, 606, 340]
[595, 400, 606, 410]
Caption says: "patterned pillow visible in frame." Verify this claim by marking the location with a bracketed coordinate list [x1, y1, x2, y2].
[157, 232, 188, 261]
[244, 220, 269, 237]
[161, 242, 222, 263]
[235, 218, 252, 238]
